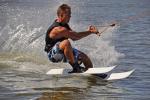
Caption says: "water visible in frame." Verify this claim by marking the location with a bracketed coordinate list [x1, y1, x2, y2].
[0, 0, 150, 100]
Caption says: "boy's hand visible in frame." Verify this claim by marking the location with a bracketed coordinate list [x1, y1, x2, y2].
[88, 25, 99, 35]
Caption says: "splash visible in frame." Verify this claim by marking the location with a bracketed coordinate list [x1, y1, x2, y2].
[91, 26, 124, 67]
[74, 26, 124, 67]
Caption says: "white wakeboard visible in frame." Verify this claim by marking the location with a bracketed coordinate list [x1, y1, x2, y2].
[46, 66, 116, 75]
[46, 65, 135, 80]
[95, 69, 135, 80]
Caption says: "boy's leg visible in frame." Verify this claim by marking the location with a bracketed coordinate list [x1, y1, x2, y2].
[78, 51, 93, 70]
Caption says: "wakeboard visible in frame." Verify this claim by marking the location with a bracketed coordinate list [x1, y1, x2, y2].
[46, 66, 116, 75]
[46, 66, 134, 81]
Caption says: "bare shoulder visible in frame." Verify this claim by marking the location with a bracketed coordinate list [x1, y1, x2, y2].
[50, 26, 68, 39]
[53, 26, 67, 32]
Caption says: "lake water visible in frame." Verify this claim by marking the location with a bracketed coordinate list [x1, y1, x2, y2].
[0, 0, 150, 100]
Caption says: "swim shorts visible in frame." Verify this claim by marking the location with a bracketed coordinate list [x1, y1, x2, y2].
[47, 42, 80, 63]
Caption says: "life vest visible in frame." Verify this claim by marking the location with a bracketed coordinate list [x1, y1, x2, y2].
[44, 20, 71, 52]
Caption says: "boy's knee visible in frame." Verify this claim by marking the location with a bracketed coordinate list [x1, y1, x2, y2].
[59, 39, 72, 50]
[62, 39, 71, 47]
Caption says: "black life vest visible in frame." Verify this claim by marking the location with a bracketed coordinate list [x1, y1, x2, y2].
[44, 20, 71, 52]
